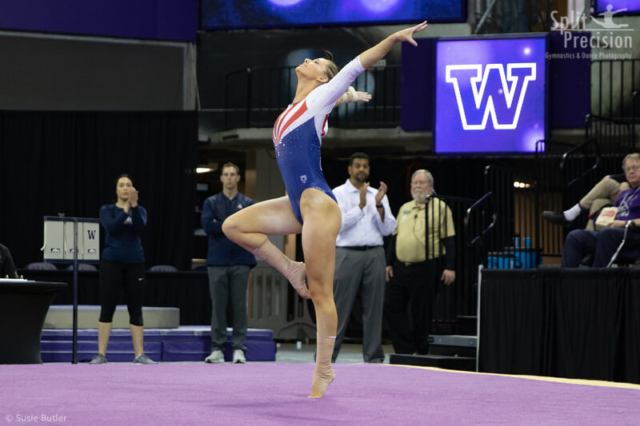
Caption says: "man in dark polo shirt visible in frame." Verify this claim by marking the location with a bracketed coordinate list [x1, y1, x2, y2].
[201, 162, 256, 364]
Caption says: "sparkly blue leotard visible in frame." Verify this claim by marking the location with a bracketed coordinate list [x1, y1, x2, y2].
[273, 57, 365, 224]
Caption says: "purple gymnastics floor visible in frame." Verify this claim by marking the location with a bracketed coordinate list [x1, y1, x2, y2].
[1, 363, 639, 425]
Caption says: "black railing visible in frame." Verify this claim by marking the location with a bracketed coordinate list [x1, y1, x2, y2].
[556, 138, 604, 246]
[431, 194, 480, 323]
[464, 192, 496, 249]
[224, 64, 401, 130]
[585, 115, 636, 153]
[463, 192, 497, 272]
[633, 91, 640, 144]
[482, 165, 540, 268]
[535, 139, 603, 257]
[591, 59, 640, 118]
[534, 138, 629, 257]
[535, 140, 574, 257]
[560, 138, 601, 193]
[584, 59, 640, 153]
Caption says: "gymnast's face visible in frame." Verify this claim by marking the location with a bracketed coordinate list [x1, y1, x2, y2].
[296, 58, 329, 84]
[348, 158, 370, 184]
[116, 177, 133, 202]
[220, 166, 240, 191]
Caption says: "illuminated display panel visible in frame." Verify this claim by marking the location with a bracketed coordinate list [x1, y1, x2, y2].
[435, 36, 547, 154]
[200, 0, 466, 30]
[595, 0, 640, 14]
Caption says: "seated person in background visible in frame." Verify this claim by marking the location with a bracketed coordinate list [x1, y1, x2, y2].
[561, 153, 640, 267]
[544, 174, 629, 229]
[0, 243, 18, 278]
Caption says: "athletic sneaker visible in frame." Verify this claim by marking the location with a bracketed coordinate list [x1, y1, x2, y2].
[233, 349, 246, 364]
[89, 354, 107, 364]
[205, 350, 225, 363]
[133, 354, 158, 364]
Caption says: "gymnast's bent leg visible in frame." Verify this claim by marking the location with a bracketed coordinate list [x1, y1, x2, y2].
[299, 188, 341, 398]
[222, 196, 308, 298]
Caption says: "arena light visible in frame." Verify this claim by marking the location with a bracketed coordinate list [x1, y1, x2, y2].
[513, 181, 532, 189]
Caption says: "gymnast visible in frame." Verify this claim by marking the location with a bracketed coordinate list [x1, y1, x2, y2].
[222, 21, 429, 398]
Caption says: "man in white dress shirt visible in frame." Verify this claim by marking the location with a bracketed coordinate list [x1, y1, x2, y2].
[330, 152, 397, 363]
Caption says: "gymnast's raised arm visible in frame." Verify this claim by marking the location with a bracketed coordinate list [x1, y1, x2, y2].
[359, 21, 427, 68]
[309, 21, 428, 111]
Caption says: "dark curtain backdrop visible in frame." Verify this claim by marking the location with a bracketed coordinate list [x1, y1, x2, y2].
[479, 269, 640, 384]
[0, 111, 198, 270]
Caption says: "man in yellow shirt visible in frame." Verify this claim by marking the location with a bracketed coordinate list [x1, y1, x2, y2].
[384, 169, 456, 355]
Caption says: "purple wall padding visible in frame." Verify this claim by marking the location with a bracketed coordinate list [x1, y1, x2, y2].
[548, 32, 591, 129]
[400, 38, 437, 132]
[0, 0, 197, 41]
[40, 327, 277, 362]
[41, 341, 163, 363]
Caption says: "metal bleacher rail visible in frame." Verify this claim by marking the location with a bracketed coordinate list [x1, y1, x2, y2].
[587, 59, 640, 153]
[592, 59, 640, 119]
[432, 195, 483, 325]
[463, 192, 496, 265]
[535, 139, 604, 257]
[481, 165, 540, 267]
[586, 115, 636, 153]
[224, 64, 401, 130]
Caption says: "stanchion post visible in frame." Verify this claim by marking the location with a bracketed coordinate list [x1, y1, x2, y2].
[72, 218, 79, 365]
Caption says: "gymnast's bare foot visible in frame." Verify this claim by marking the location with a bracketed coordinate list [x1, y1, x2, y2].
[288, 261, 311, 299]
[308, 368, 335, 398]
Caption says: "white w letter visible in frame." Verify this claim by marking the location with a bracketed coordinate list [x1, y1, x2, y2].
[445, 63, 536, 130]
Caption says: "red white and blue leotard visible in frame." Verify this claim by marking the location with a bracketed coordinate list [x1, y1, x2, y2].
[273, 56, 366, 224]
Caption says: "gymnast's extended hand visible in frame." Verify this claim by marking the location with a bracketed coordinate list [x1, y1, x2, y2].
[359, 21, 428, 69]
[391, 21, 428, 47]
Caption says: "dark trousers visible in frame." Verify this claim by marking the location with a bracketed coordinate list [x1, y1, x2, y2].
[561, 228, 640, 267]
[332, 247, 386, 363]
[208, 265, 250, 352]
[99, 259, 145, 326]
[384, 260, 438, 355]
